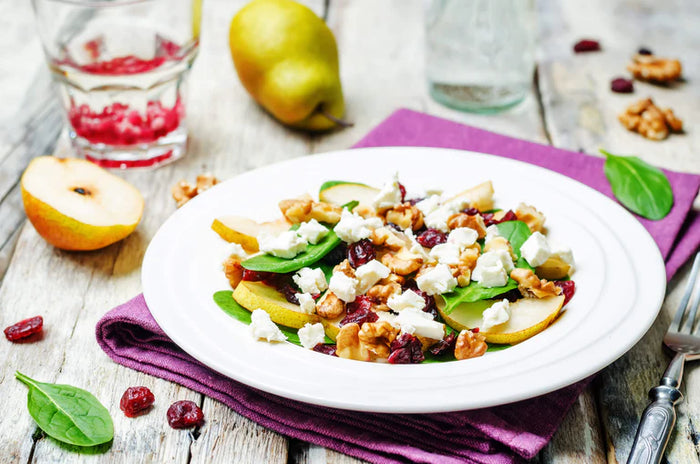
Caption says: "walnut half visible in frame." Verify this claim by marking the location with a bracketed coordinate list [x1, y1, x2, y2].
[279, 198, 342, 224]
[336, 323, 373, 361]
[358, 321, 399, 358]
[619, 98, 683, 141]
[510, 268, 561, 298]
[627, 54, 682, 83]
[454, 330, 487, 360]
[172, 173, 219, 207]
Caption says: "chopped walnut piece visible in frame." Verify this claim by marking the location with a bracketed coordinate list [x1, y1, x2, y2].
[619, 98, 683, 141]
[358, 321, 399, 358]
[370, 227, 405, 251]
[627, 54, 682, 83]
[367, 282, 402, 303]
[379, 273, 406, 287]
[222, 256, 244, 289]
[380, 250, 423, 275]
[510, 268, 562, 298]
[447, 213, 487, 238]
[515, 203, 546, 233]
[336, 323, 373, 361]
[483, 237, 515, 260]
[172, 173, 219, 208]
[353, 204, 379, 219]
[385, 203, 424, 231]
[334, 260, 356, 279]
[316, 292, 345, 319]
[454, 330, 487, 360]
[454, 246, 480, 287]
[279, 199, 342, 224]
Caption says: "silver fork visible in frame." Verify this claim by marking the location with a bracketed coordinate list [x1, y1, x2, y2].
[627, 251, 700, 464]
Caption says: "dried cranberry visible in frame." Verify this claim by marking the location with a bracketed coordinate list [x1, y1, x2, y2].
[346, 295, 374, 313]
[482, 210, 517, 227]
[120, 386, 155, 417]
[4, 316, 43, 342]
[340, 296, 379, 326]
[429, 332, 457, 356]
[404, 285, 438, 319]
[462, 207, 480, 216]
[638, 47, 653, 55]
[611, 78, 634, 93]
[398, 183, 407, 203]
[416, 228, 447, 248]
[555, 280, 576, 306]
[388, 333, 424, 364]
[347, 239, 375, 268]
[573, 39, 601, 53]
[167, 400, 204, 429]
[241, 269, 275, 282]
[386, 222, 403, 232]
[499, 288, 523, 303]
[279, 283, 300, 305]
[471, 327, 480, 333]
[407, 197, 425, 206]
[313, 344, 338, 356]
[321, 243, 347, 266]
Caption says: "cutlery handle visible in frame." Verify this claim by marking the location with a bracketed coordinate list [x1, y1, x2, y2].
[626, 384, 683, 464]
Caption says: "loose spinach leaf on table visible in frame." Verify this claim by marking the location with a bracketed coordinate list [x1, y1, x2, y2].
[601, 149, 674, 220]
[15, 372, 113, 447]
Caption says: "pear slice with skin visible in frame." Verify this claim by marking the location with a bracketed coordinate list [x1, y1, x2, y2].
[233, 281, 319, 329]
[212, 216, 290, 252]
[319, 182, 379, 209]
[446, 181, 495, 212]
[321, 314, 343, 341]
[437, 295, 565, 344]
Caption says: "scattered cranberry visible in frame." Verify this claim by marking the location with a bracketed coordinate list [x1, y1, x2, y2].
[120, 386, 155, 417]
[321, 243, 347, 266]
[416, 228, 447, 248]
[482, 210, 517, 227]
[403, 283, 438, 319]
[407, 197, 425, 206]
[386, 222, 403, 232]
[611, 78, 634, 93]
[340, 296, 379, 326]
[573, 39, 601, 53]
[388, 333, 424, 364]
[167, 400, 204, 429]
[279, 283, 300, 305]
[429, 332, 457, 356]
[347, 239, 376, 268]
[471, 327, 480, 333]
[4, 316, 43, 342]
[241, 269, 276, 282]
[555, 280, 576, 306]
[313, 344, 338, 356]
[398, 183, 407, 203]
[638, 47, 653, 55]
[462, 207, 480, 216]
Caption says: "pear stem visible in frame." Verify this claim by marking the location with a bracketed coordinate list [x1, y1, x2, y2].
[319, 109, 354, 128]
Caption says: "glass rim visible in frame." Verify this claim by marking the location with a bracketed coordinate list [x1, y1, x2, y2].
[34, 0, 156, 6]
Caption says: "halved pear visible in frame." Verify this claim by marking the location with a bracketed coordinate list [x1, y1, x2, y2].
[321, 314, 343, 341]
[535, 256, 572, 280]
[319, 182, 379, 209]
[212, 216, 290, 252]
[233, 280, 319, 329]
[447, 181, 495, 212]
[437, 295, 565, 344]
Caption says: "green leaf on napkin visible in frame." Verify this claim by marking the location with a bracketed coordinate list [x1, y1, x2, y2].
[601, 149, 674, 220]
[15, 372, 113, 448]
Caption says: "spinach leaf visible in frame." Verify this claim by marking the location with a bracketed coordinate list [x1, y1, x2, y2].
[601, 149, 673, 220]
[440, 281, 518, 314]
[495, 220, 533, 269]
[213, 291, 333, 345]
[15, 372, 113, 447]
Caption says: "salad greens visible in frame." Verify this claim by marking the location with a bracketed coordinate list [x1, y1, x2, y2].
[16, 372, 113, 448]
[319, 180, 370, 192]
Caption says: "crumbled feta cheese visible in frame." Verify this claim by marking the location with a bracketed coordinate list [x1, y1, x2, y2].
[424, 206, 453, 233]
[387, 289, 426, 312]
[376, 311, 398, 325]
[481, 299, 511, 330]
[258, 231, 308, 259]
[404, 229, 431, 260]
[484, 225, 501, 243]
[416, 264, 458, 296]
[296, 219, 328, 244]
[395, 308, 445, 340]
[372, 172, 403, 210]
[225, 242, 249, 260]
[355, 259, 391, 293]
[415, 194, 442, 216]
[293, 267, 328, 295]
[550, 240, 576, 273]
[472, 251, 514, 288]
[250, 309, 287, 342]
[298, 322, 326, 349]
[447, 227, 478, 249]
[520, 231, 552, 267]
[333, 209, 383, 243]
[328, 272, 359, 302]
[295, 293, 316, 314]
[429, 242, 462, 265]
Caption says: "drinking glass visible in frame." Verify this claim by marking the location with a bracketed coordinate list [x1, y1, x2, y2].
[425, 0, 536, 113]
[32, 0, 202, 168]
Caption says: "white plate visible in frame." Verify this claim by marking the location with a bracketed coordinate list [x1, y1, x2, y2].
[142, 147, 666, 413]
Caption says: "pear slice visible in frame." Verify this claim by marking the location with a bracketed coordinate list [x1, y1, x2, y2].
[447, 181, 495, 212]
[437, 295, 565, 344]
[535, 256, 573, 280]
[321, 314, 343, 341]
[212, 216, 290, 252]
[233, 281, 319, 329]
[319, 182, 379, 209]
[21, 156, 144, 251]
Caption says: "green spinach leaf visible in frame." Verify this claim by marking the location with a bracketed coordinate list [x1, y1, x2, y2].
[495, 220, 533, 269]
[16, 372, 113, 447]
[601, 149, 673, 220]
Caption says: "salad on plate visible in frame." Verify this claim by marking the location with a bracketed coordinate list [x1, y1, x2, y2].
[212, 174, 576, 364]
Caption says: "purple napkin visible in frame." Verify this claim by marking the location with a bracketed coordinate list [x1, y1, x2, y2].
[97, 109, 700, 464]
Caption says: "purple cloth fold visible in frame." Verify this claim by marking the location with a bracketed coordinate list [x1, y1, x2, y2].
[96, 109, 700, 464]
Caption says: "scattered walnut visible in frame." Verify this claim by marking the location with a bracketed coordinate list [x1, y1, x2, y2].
[358, 321, 399, 358]
[515, 203, 546, 233]
[353, 204, 379, 219]
[454, 246, 480, 287]
[447, 213, 487, 238]
[379, 273, 406, 287]
[336, 323, 373, 361]
[483, 237, 515, 260]
[172, 173, 219, 207]
[333, 259, 356, 279]
[619, 98, 683, 141]
[367, 282, 402, 303]
[370, 227, 405, 251]
[454, 330, 487, 360]
[627, 54, 682, 83]
[279, 199, 342, 224]
[316, 292, 345, 319]
[510, 268, 562, 298]
[380, 250, 423, 275]
[384, 203, 424, 231]
[222, 256, 243, 289]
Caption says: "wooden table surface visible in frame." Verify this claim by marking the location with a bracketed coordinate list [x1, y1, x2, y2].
[1, 0, 699, 462]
